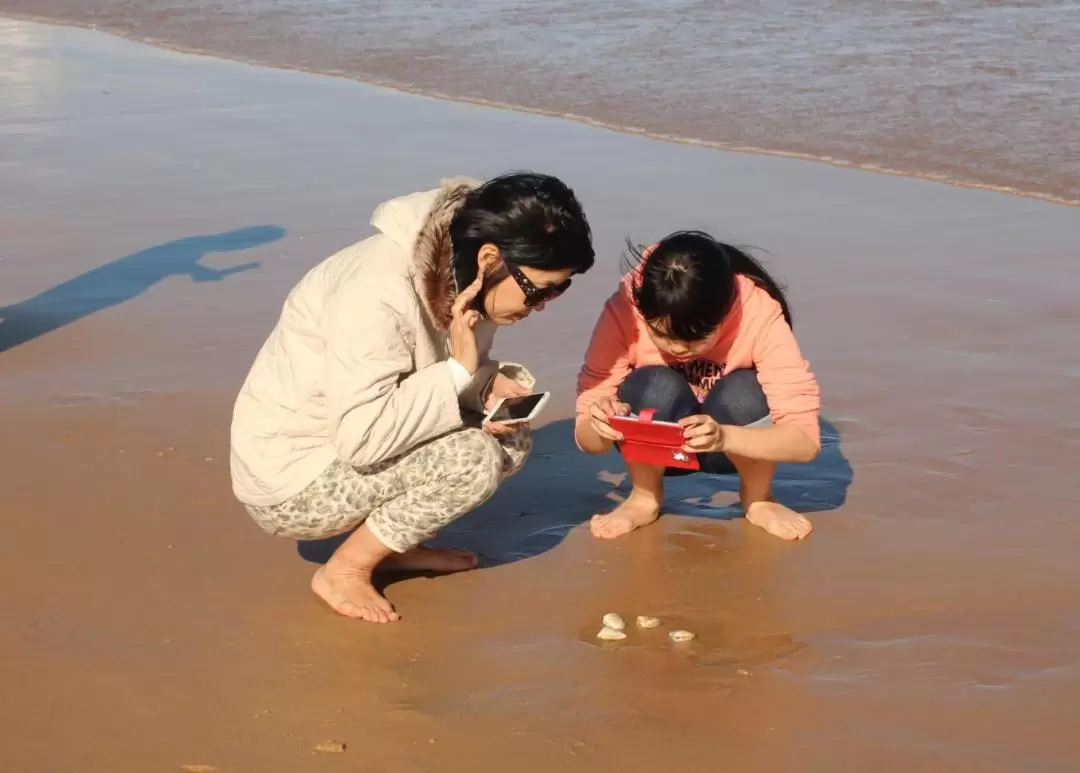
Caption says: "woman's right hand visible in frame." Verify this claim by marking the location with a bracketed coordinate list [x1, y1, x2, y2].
[449, 268, 487, 375]
[588, 396, 631, 443]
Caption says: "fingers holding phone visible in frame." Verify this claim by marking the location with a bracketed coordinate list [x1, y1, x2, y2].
[483, 420, 521, 438]
[588, 396, 630, 443]
[679, 415, 724, 453]
[484, 373, 530, 412]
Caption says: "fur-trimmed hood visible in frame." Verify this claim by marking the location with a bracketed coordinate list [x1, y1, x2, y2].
[370, 176, 481, 331]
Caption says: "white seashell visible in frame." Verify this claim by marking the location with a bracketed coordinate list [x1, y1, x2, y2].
[635, 615, 662, 629]
[602, 613, 626, 631]
[668, 629, 696, 643]
[596, 626, 628, 641]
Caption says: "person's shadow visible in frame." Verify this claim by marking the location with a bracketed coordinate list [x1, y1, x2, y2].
[297, 418, 853, 569]
[0, 225, 285, 353]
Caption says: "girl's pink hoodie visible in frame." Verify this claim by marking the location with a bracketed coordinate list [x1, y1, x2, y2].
[575, 272, 821, 448]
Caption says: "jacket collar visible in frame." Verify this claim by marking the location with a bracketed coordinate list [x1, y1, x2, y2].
[370, 176, 481, 331]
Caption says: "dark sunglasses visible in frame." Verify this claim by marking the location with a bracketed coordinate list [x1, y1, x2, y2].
[505, 262, 572, 307]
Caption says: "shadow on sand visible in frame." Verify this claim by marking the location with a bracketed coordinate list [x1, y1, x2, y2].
[0, 225, 284, 352]
[298, 417, 853, 568]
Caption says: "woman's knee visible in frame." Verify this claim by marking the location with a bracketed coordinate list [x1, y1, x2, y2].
[702, 368, 771, 426]
[617, 366, 698, 422]
[439, 428, 506, 506]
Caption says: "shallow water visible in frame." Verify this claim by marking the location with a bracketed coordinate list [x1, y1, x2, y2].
[1, 0, 1079, 205]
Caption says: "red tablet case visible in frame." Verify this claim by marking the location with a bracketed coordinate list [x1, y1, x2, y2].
[609, 409, 700, 471]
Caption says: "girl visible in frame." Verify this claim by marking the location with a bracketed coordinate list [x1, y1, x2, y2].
[575, 231, 820, 541]
[231, 173, 595, 623]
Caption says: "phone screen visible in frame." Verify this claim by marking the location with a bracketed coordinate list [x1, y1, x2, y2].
[488, 393, 547, 423]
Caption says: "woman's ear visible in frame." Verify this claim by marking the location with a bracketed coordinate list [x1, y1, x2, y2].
[476, 243, 502, 275]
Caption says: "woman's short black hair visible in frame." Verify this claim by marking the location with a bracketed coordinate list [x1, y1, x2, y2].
[450, 171, 595, 291]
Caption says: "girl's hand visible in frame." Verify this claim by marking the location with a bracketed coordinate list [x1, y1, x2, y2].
[680, 415, 725, 453]
[484, 373, 530, 412]
[588, 397, 631, 443]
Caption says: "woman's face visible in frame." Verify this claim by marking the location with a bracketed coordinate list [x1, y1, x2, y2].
[477, 244, 574, 325]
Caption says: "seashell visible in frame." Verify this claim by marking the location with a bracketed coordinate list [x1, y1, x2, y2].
[635, 615, 662, 629]
[602, 612, 626, 631]
[596, 626, 628, 641]
[668, 629, 696, 643]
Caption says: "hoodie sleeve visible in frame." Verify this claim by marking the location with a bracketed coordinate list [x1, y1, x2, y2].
[323, 279, 464, 469]
[575, 290, 635, 441]
[750, 296, 822, 449]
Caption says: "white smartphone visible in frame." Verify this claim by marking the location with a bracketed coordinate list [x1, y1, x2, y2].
[483, 392, 551, 425]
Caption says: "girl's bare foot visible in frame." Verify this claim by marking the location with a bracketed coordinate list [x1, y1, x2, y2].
[745, 501, 813, 540]
[379, 545, 478, 573]
[591, 491, 662, 539]
[311, 563, 400, 623]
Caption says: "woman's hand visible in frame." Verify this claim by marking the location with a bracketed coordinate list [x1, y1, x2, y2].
[484, 373, 530, 412]
[588, 396, 631, 443]
[680, 415, 725, 453]
[483, 420, 521, 438]
[449, 266, 488, 375]
[483, 376, 532, 437]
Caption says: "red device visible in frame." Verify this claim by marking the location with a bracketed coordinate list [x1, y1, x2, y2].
[608, 409, 700, 471]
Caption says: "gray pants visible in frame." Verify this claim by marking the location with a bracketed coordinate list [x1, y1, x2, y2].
[245, 427, 531, 553]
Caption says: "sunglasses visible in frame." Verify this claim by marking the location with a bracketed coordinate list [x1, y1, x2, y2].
[505, 262, 572, 308]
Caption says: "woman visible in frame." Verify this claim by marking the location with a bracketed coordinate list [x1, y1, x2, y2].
[576, 231, 820, 541]
[231, 173, 594, 623]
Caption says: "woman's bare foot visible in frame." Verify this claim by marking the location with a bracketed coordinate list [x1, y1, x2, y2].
[311, 563, 400, 623]
[591, 491, 662, 539]
[745, 501, 813, 540]
[378, 545, 478, 573]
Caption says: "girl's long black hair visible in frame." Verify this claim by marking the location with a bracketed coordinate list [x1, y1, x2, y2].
[623, 231, 791, 341]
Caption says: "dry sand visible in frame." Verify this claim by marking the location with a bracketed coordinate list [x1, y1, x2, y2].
[2, 18, 1079, 773]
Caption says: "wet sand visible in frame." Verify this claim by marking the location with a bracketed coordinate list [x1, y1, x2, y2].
[3, 18, 1080, 773]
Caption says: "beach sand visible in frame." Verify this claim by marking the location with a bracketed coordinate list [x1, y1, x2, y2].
[2, 18, 1080, 773]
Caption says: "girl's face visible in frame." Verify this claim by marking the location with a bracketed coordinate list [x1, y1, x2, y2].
[477, 244, 574, 325]
[644, 320, 722, 361]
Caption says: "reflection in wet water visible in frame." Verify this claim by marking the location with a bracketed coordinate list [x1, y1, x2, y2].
[0, 21, 62, 118]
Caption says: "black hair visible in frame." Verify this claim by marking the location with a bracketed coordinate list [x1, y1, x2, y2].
[624, 230, 791, 342]
[449, 171, 595, 293]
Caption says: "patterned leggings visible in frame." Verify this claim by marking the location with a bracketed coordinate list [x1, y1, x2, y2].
[245, 427, 531, 553]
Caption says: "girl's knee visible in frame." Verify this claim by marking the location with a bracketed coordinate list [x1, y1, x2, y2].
[703, 368, 770, 426]
[617, 366, 697, 421]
